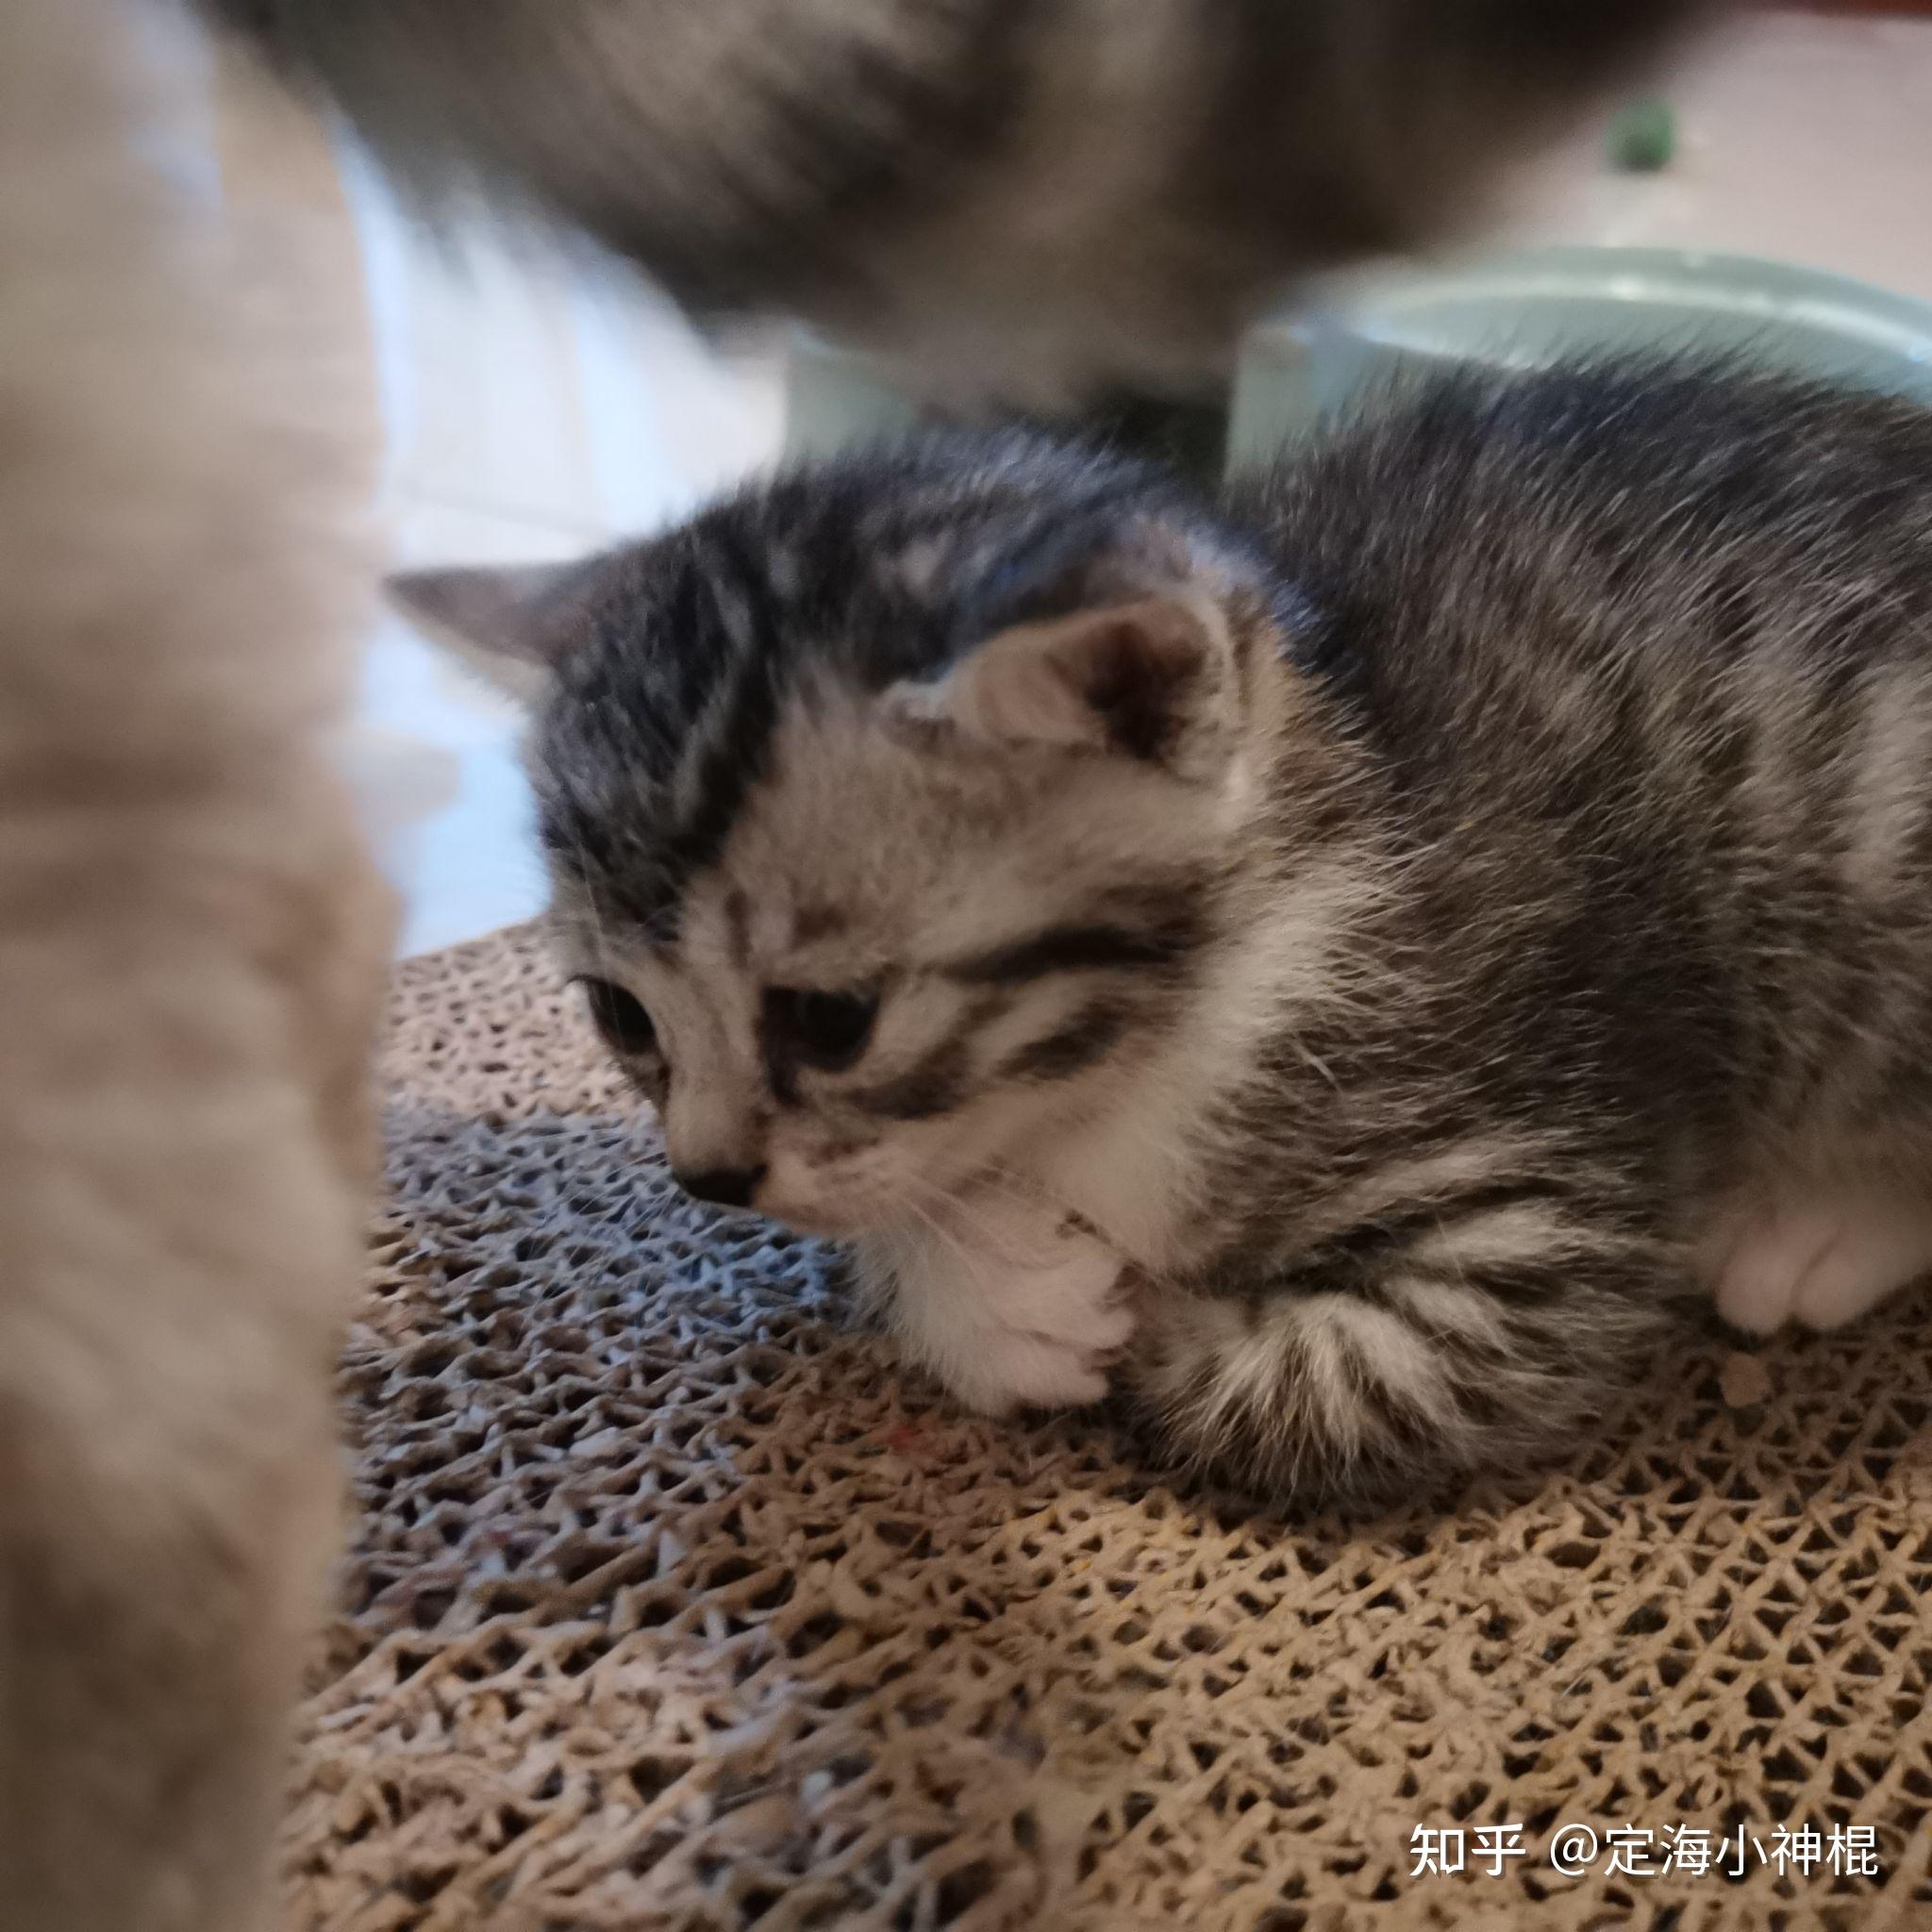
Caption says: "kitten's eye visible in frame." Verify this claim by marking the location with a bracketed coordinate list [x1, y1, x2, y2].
[576, 975, 658, 1056]
[764, 986, 879, 1071]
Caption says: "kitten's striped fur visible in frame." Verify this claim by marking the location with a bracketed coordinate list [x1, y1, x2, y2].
[400, 358, 1932, 1507]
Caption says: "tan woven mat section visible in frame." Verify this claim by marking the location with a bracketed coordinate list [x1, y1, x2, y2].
[284, 923, 1932, 1931]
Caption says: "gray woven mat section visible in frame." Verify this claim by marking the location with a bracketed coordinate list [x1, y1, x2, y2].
[284, 923, 1932, 1931]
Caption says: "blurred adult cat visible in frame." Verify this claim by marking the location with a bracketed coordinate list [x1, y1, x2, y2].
[208, 0, 1716, 399]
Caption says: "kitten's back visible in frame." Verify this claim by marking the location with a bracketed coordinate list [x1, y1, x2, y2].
[1256, 358, 1932, 1145]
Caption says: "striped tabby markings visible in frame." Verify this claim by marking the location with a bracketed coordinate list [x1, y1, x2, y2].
[845, 991, 1138, 1123]
[996, 998, 1131, 1082]
[942, 889, 1204, 985]
[1162, 1294, 1459, 1468]
[1841, 669, 1932, 897]
[845, 1033, 978, 1122]
[816, 894, 1206, 1121]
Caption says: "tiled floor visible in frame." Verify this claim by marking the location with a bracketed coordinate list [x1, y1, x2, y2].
[221, 10, 1932, 956]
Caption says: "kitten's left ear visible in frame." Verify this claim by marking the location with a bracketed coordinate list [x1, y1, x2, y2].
[891, 577, 1242, 782]
[386, 560, 592, 706]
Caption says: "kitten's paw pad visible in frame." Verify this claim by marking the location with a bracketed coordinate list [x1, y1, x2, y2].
[943, 1324, 1116, 1415]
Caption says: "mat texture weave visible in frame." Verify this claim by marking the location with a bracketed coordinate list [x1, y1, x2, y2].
[284, 923, 1932, 1931]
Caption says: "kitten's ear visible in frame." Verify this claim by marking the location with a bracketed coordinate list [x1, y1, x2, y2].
[892, 591, 1235, 779]
[385, 561, 591, 706]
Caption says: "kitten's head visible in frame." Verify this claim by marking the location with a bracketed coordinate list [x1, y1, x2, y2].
[392, 437, 1289, 1234]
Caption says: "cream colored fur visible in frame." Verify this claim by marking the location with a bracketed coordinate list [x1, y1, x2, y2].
[858, 1203, 1135, 1414]
[0, 3, 389, 1925]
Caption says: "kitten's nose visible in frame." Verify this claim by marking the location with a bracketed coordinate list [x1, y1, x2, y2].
[675, 1164, 767, 1209]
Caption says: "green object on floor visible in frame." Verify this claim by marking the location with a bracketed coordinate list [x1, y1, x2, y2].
[791, 249, 1932, 480]
[1609, 97, 1675, 172]
[1228, 246, 1932, 471]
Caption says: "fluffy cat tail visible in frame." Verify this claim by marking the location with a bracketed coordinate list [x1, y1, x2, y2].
[1132, 1185, 1682, 1511]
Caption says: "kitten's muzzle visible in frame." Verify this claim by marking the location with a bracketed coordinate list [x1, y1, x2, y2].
[675, 1163, 768, 1210]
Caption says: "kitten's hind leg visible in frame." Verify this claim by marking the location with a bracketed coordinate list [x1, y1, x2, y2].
[1707, 1186, 1932, 1335]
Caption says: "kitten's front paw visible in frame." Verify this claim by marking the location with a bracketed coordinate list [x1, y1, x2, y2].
[881, 1211, 1137, 1416]
[941, 1322, 1123, 1416]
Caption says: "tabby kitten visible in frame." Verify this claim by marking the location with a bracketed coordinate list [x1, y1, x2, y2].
[394, 358, 1932, 1506]
[208, 0, 1713, 397]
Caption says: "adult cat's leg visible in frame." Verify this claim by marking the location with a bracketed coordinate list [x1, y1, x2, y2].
[857, 1201, 1137, 1415]
[0, 785, 387, 1932]
[1130, 1158, 1676, 1507]
[0, 0, 386, 1922]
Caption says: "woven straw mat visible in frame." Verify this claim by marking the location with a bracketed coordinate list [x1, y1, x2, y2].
[283, 922, 1932, 1931]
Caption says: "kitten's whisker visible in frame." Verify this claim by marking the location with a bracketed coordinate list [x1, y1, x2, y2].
[900, 1174, 1039, 1266]
[896, 1189, 979, 1276]
[895, 1174, 999, 1257]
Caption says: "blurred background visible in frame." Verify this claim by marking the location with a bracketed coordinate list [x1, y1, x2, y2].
[200, 2, 1932, 957]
